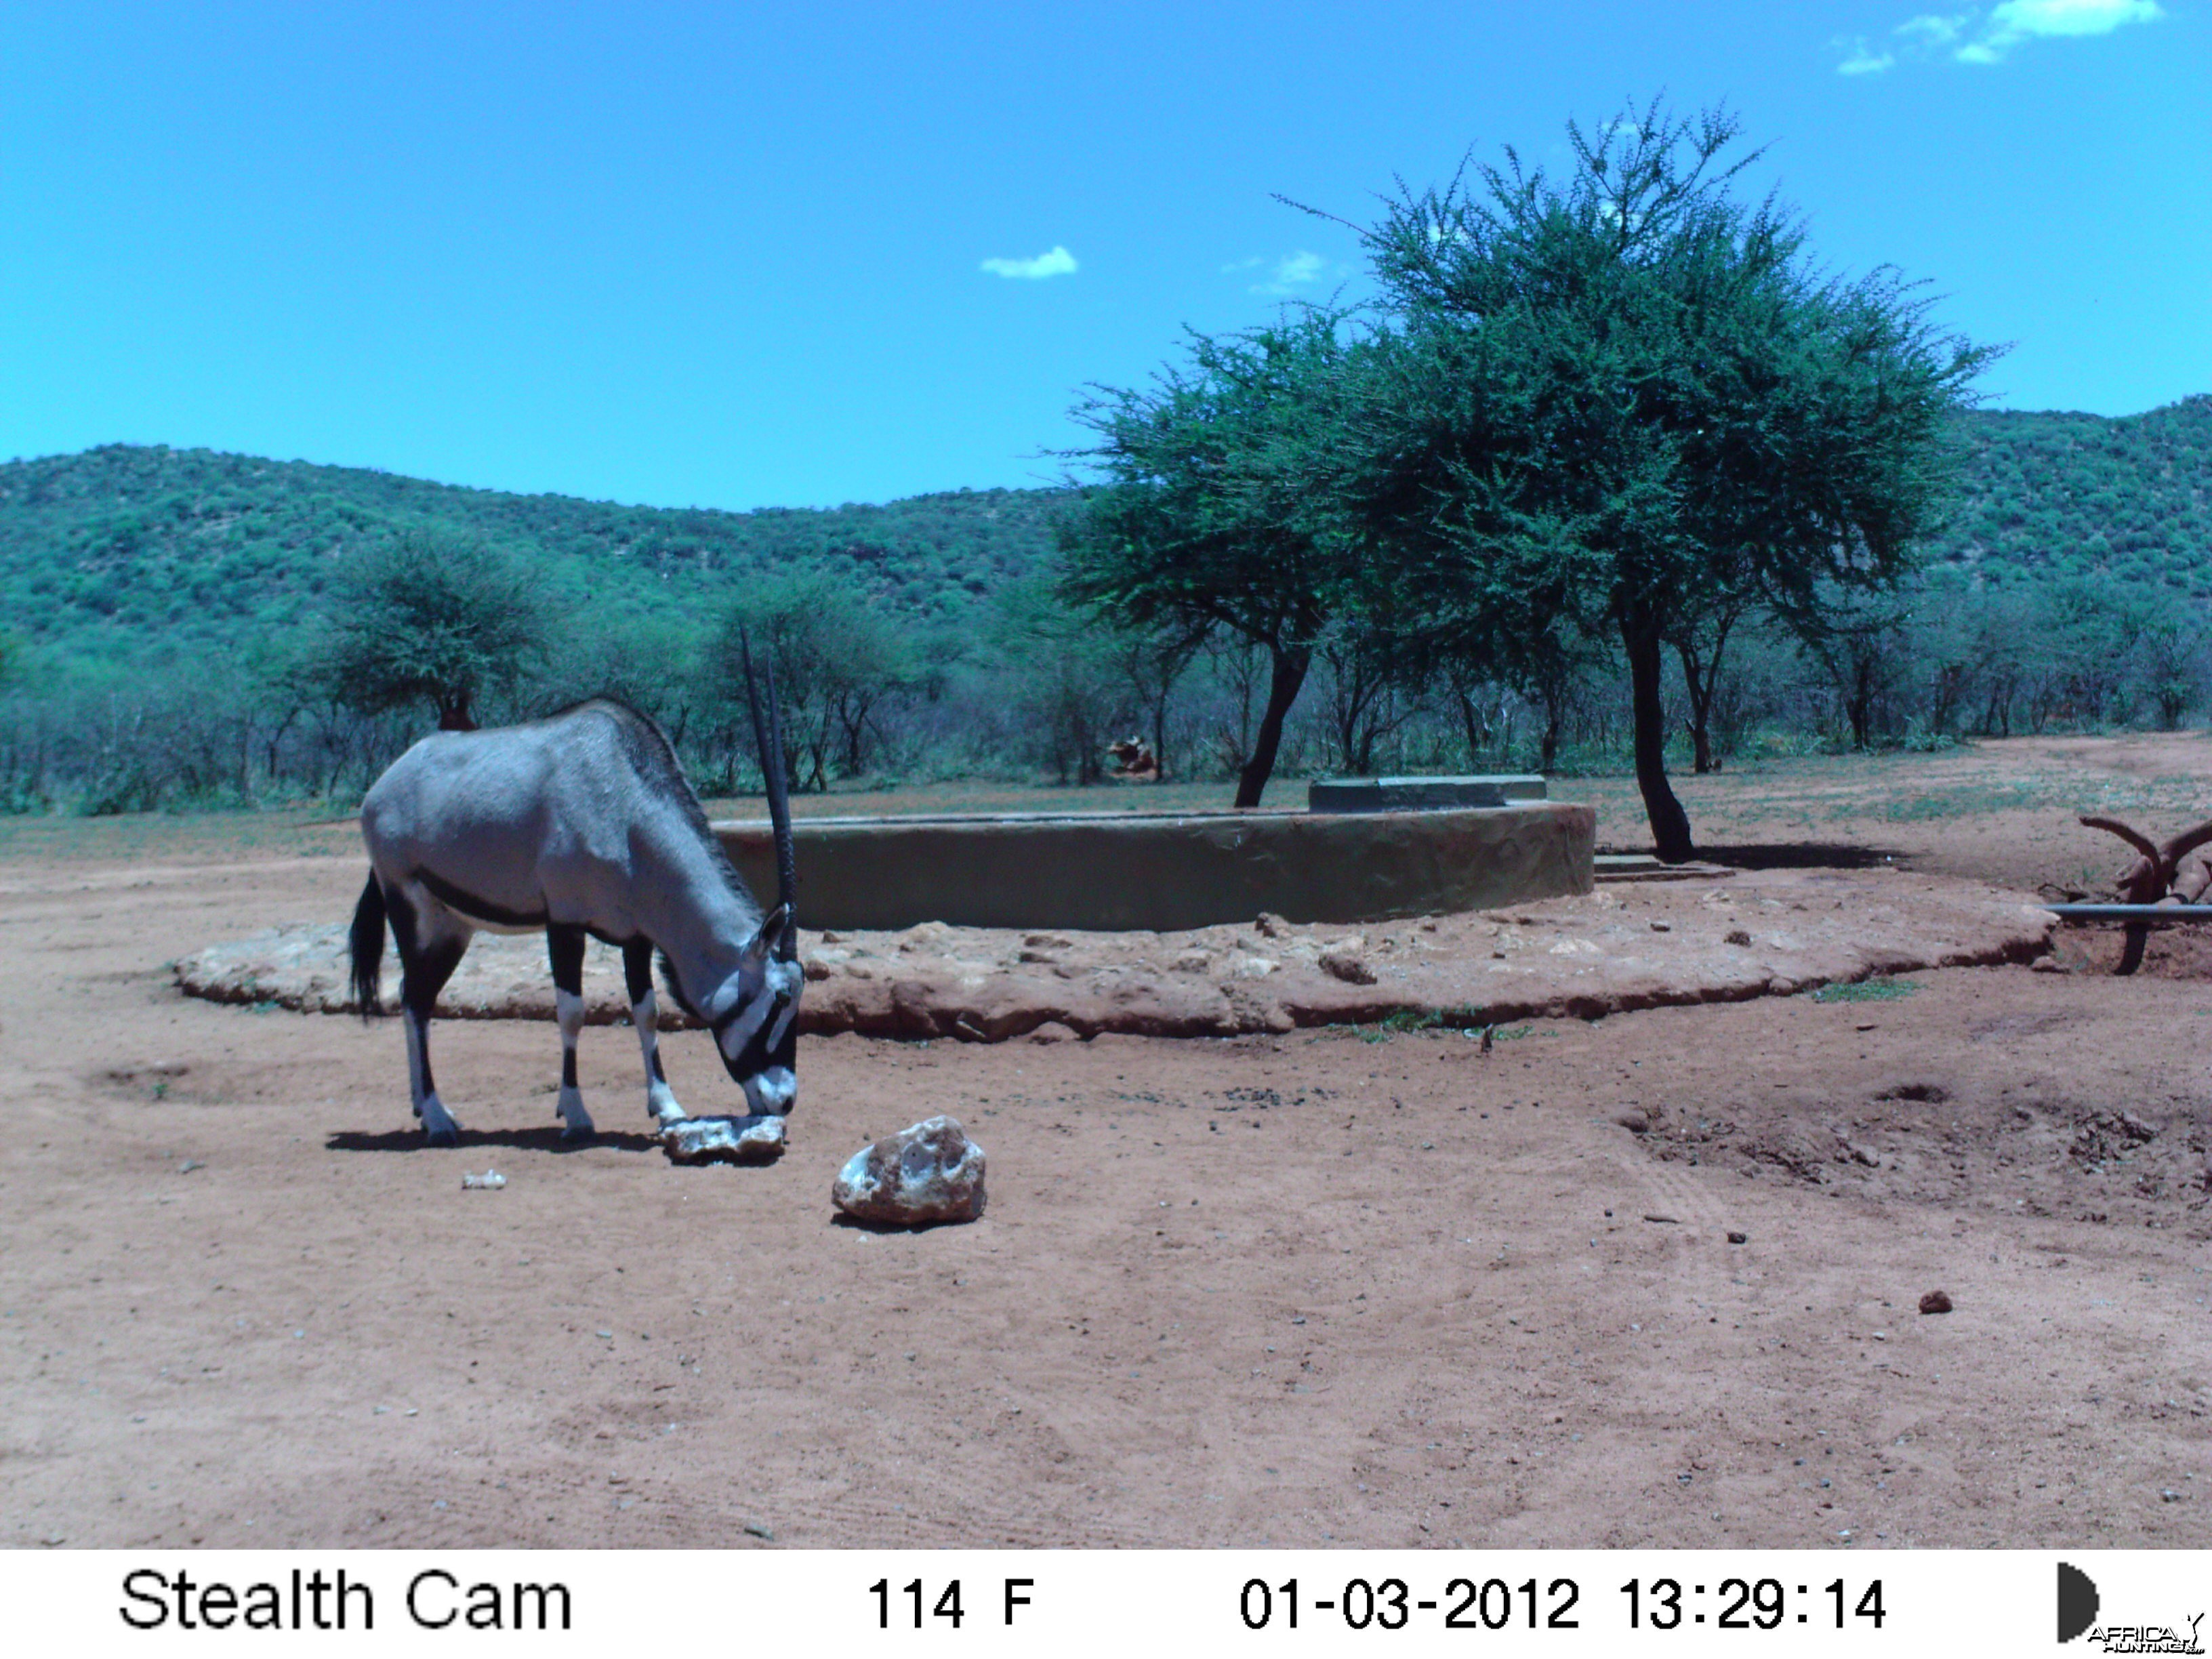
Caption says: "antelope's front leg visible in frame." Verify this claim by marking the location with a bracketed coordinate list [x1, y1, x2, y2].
[547, 926, 596, 1139]
[625, 940, 686, 1128]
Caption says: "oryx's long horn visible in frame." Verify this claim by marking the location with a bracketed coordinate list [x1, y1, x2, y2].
[739, 626, 798, 959]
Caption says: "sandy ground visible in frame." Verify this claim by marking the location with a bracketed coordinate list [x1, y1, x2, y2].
[4, 735, 2211, 1551]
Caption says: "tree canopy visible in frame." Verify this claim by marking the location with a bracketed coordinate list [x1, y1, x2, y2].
[308, 535, 548, 731]
[1342, 100, 1996, 857]
[1059, 309, 1367, 806]
[712, 567, 920, 791]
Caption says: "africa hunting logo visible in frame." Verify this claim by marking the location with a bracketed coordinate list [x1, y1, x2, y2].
[2060, 1562, 2206, 1653]
[2081, 1620, 2205, 1656]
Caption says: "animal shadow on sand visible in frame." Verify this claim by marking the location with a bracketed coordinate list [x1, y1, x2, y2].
[325, 1126, 662, 1155]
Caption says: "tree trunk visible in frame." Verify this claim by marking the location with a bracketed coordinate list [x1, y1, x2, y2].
[1847, 656, 1875, 750]
[437, 689, 476, 731]
[1677, 643, 1717, 774]
[1678, 651, 1715, 771]
[1539, 683, 1564, 773]
[1452, 685, 1490, 769]
[1686, 717, 1715, 775]
[1622, 615, 1694, 862]
[838, 692, 876, 775]
[1234, 646, 1309, 808]
[264, 708, 298, 781]
[1675, 609, 1737, 775]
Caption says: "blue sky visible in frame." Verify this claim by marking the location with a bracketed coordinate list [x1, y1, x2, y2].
[2, 1, 2205, 510]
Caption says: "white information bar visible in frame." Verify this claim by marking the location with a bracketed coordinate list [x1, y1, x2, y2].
[6, 1549, 2203, 1654]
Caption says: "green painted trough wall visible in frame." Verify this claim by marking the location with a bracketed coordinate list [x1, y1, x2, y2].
[716, 802, 1594, 933]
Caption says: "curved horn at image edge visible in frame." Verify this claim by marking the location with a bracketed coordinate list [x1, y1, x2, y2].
[739, 626, 798, 956]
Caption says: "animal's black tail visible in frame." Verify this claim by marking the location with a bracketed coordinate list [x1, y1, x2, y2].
[349, 872, 388, 1020]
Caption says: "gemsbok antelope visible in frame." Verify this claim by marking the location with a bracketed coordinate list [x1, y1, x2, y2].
[347, 653, 800, 1145]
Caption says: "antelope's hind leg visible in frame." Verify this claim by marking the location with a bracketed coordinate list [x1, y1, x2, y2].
[548, 925, 596, 1140]
[625, 940, 686, 1128]
[386, 882, 470, 1147]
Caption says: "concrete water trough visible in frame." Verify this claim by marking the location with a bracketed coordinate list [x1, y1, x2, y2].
[716, 792, 1594, 933]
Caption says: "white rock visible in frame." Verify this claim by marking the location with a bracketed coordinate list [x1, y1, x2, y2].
[663, 1114, 787, 1165]
[832, 1115, 986, 1225]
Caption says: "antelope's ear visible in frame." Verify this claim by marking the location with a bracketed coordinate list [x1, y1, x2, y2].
[743, 903, 792, 963]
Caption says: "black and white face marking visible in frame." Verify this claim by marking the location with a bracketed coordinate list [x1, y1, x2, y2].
[709, 954, 802, 1115]
[703, 906, 802, 1115]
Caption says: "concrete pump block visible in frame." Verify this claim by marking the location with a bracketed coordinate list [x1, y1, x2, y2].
[1308, 775, 1549, 813]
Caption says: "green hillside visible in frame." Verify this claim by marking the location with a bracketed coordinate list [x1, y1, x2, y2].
[1927, 394, 2212, 595]
[0, 444, 1069, 670]
[3, 394, 2208, 672]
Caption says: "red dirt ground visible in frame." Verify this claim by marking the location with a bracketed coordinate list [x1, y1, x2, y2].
[3, 735, 2209, 1550]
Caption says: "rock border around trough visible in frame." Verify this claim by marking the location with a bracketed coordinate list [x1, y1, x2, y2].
[175, 869, 2056, 1043]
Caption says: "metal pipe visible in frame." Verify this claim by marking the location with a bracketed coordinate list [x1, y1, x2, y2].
[2044, 903, 2212, 922]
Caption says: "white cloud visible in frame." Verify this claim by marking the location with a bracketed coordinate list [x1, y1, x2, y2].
[1844, 0, 2160, 70]
[980, 245, 1078, 280]
[1957, 0, 2163, 60]
[1987, 0, 2161, 36]
[1834, 35, 1898, 73]
[1246, 250, 1327, 296]
[1896, 11, 1971, 45]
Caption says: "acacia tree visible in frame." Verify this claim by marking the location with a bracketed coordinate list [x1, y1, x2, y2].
[2129, 608, 2209, 731]
[1105, 626, 1204, 781]
[1341, 100, 1993, 859]
[311, 534, 546, 732]
[1803, 586, 1907, 750]
[712, 567, 917, 791]
[1060, 310, 1365, 807]
[989, 577, 1127, 785]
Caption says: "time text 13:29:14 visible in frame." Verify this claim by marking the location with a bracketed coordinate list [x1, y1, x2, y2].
[1621, 1578, 1885, 1631]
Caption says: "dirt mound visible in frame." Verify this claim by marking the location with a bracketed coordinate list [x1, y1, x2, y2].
[176, 867, 2055, 1039]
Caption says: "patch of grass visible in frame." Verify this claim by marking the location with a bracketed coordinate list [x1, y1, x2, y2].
[1360, 1010, 1534, 1042]
[1862, 782, 2045, 821]
[1808, 977, 1920, 1004]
